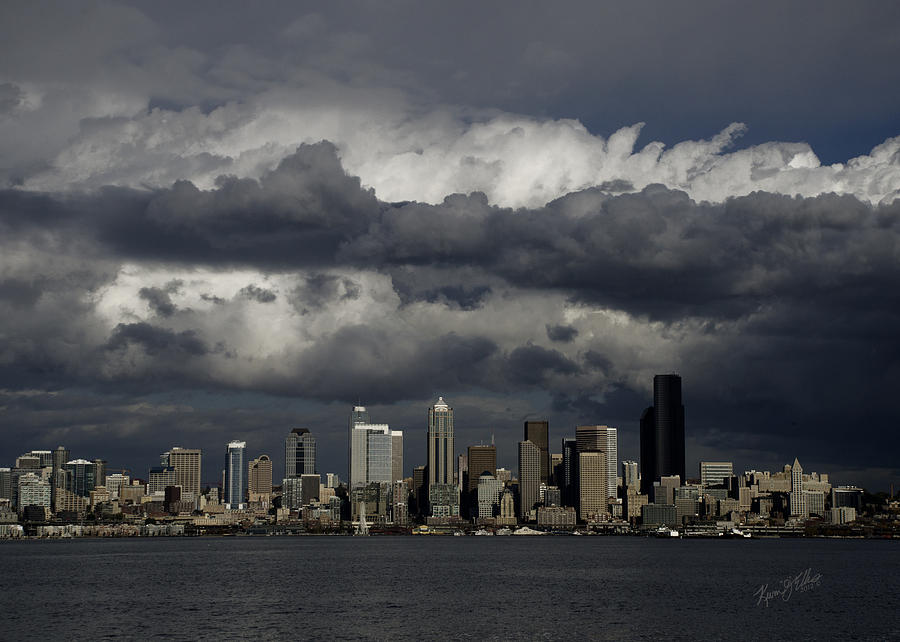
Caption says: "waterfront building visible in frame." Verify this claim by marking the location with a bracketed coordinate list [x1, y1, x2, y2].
[457, 454, 468, 492]
[832, 486, 863, 511]
[349, 407, 402, 488]
[623, 488, 648, 523]
[652, 475, 681, 505]
[392, 430, 404, 482]
[17, 472, 51, 512]
[789, 458, 807, 519]
[467, 445, 497, 493]
[52, 446, 69, 474]
[413, 465, 427, 515]
[15, 454, 41, 469]
[700, 461, 733, 488]
[640, 374, 686, 495]
[165, 448, 202, 500]
[104, 473, 129, 500]
[24, 450, 53, 467]
[561, 437, 578, 507]
[64, 459, 97, 497]
[352, 482, 393, 522]
[675, 497, 699, 524]
[804, 490, 825, 517]
[348, 405, 370, 481]
[828, 506, 857, 524]
[285, 428, 316, 478]
[93, 459, 107, 487]
[248, 455, 273, 504]
[0, 468, 11, 502]
[477, 473, 503, 519]
[577, 450, 607, 521]
[537, 506, 576, 529]
[576, 425, 618, 500]
[524, 420, 550, 483]
[224, 441, 246, 511]
[497, 488, 517, 526]
[543, 486, 561, 507]
[148, 466, 176, 495]
[428, 483, 460, 518]
[51, 446, 69, 504]
[282, 477, 302, 510]
[622, 460, 639, 490]
[550, 453, 563, 486]
[641, 503, 678, 527]
[301, 473, 321, 506]
[392, 479, 409, 526]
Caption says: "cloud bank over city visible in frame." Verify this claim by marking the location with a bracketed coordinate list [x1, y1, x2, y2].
[2, 1, 899, 488]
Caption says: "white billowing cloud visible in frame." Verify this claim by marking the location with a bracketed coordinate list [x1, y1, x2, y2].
[17, 90, 900, 207]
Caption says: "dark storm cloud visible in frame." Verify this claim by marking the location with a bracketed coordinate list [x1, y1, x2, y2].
[107, 1, 900, 161]
[290, 328, 499, 404]
[288, 272, 359, 313]
[105, 322, 208, 357]
[238, 284, 276, 303]
[546, 324, 578, 343]
[138, 280, 183, 317]
[505, 345, 581, 386]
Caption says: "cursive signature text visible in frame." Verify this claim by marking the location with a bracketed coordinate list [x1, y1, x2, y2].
[754, 568, 822, 606]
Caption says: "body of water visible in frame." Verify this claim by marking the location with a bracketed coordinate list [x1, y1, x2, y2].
[1, 536, 898, 640]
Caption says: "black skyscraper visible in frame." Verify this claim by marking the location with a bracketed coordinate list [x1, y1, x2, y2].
[640, 374, 685, 495]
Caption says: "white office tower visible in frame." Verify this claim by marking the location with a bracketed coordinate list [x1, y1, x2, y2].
[349, 406, 403, 487]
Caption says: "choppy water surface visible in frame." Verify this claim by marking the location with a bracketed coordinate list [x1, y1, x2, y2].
[1, 536, 898, 640]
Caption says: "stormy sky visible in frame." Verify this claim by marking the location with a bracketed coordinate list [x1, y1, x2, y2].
[2, 1, 899, 491]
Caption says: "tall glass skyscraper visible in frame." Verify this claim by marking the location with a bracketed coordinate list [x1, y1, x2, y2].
[427, 397, 454, 487]
[224, 440, 246, 510]
[64, 459, 97, 497]
[640, 374, 685, 495]
[285, 428, 316, 478]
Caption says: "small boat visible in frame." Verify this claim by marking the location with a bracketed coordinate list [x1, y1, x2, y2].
[655, 526, 680, 538]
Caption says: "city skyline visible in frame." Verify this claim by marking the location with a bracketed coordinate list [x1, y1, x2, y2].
[1, 389, 883, 497]
[2, 2, 900, 495]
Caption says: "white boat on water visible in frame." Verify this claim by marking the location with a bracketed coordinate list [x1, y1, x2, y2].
[473, 529, 492, 536]
[730, 527, 752, 538]
[512, 526, 546, 536]
[655, 526, 680, 538]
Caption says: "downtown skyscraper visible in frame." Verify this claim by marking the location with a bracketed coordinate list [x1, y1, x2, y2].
[518, 440, 540, 520]
[523, 421, 550, 483]
[640, 374, 686, 495]
[285, 428, 316, 478]
[427, 397, 454, 488]
[575, 425, 618, 501]
[224, 441, 246, 510]
[348, 406, 403, 488]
